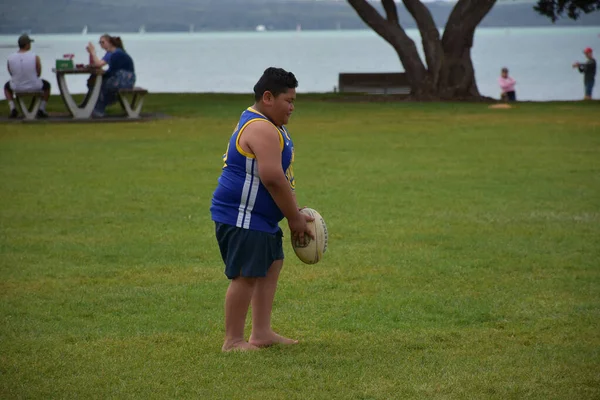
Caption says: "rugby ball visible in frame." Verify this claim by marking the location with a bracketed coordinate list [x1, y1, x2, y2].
[291, 208, 328, 264]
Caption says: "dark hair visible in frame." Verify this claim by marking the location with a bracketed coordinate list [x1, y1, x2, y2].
[109, 36, 124, 50]
[253, 67, 298, 101]
[100, 34, 124, 51]
[501, 67, 508, 73]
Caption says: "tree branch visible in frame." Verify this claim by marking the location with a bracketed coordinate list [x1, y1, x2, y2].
[402, 0, 443, 81]
[347, 0, 427, 81]
[381, 0, 399, 24]
[442, 0, 497, 53]
[346, 0, 396, 43]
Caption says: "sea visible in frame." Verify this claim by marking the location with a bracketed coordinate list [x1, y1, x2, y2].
[0, 27, 599, 101]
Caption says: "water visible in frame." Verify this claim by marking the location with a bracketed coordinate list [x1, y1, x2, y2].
[0, 27, 598, 101]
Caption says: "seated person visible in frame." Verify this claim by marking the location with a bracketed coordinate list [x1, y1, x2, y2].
[88, 36, 135, 117]
[498, 67, 517, 102]
[87, 34, 116, 67]
[86, 34, 120, 89]
[4, 34, 51, 118]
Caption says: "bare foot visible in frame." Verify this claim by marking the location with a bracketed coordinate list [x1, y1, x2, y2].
[249, 331, 299, 348]
[222, 339, 259, 352]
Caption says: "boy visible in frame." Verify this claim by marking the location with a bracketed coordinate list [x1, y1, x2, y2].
[210, 67, 314, 352]
[573, 47, 596, 100]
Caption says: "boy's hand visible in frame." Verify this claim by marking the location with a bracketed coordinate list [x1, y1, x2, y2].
[288, 212, 315, 247]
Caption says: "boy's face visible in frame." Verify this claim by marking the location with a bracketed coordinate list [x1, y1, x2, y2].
[263, 88, 296, 126]
[501, 70, 508, 78]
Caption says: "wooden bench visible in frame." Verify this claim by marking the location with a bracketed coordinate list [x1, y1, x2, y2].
[338, 73, 411, 95]
[118, 87, 148, 119]
[14, 90, 45, 120]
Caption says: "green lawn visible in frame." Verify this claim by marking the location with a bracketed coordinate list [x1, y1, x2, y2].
[1, 95, 599, 399]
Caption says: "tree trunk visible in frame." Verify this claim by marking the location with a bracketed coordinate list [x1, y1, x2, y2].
[347, 0, 497, 100]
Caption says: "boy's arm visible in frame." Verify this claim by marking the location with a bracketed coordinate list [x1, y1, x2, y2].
[245, 121, 301, 221]
[244, 121, 313, 242]
[292, 192, 300, 209]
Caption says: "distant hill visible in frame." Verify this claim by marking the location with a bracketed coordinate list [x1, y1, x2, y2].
[1, 0, 598, 34]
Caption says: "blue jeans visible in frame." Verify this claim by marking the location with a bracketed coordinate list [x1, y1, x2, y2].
[94, 70, 136, 113]
[585, 80, 594, 97]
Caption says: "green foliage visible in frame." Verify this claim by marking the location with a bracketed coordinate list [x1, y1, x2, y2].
[1, 95, 599, 399]
[535, 0, 600, 21]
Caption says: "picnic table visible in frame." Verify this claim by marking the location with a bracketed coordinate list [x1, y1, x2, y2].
[52, 67, 102, 119]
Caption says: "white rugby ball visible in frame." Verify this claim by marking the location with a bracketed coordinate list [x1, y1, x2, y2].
[291, 208, 328, 264]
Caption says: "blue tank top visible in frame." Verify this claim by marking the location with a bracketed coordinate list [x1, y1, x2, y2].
[210, 107, 295, 234]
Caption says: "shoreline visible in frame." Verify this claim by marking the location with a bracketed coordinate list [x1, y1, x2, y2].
[1, 92, 598, 107]
[0, 26, 598, 38]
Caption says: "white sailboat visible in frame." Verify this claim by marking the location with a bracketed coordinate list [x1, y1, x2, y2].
[139, 25, 146, 34]
[82, 25, 88, 35]
[255, 25, 266, 32]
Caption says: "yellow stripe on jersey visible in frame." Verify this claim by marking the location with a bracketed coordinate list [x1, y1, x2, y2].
[235, 118, 261, 158]
[236, 112, 284, 158]
[247, 108, 284, 150]
[278, 128, 284, 151]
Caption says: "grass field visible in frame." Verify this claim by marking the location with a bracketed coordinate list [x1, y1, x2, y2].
[1, 95, 599, 399]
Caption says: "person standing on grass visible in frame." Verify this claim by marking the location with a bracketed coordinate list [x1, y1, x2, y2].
[4, 34, 51, 119]
[210, 67, 314, 352]
[572, 47, 596, 100]
[498, 67, 517, 102]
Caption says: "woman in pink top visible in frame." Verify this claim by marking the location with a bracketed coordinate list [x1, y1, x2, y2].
[499, 67, 517, 102]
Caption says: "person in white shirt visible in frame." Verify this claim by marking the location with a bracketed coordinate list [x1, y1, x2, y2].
[4, 34, 51, 118]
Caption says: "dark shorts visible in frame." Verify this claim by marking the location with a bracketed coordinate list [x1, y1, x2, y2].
[215, 222, 284, 279]
[584, 80, 594, 97]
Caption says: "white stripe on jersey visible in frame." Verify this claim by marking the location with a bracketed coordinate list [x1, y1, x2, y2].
[243, 160, 260, 229]
[236, 158, 259, 229]
[236, 159, 253, 227]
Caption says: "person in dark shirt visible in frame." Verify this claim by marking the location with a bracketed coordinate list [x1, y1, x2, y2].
[572, 47, 596, 100]
[85, 33, 119, 91]
[89, 36, 136, 117]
